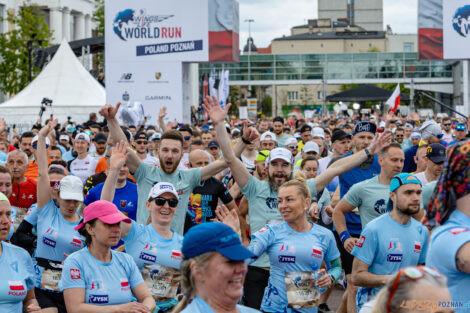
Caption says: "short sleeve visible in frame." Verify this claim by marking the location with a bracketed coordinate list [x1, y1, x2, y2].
[60, 256, 86, 291]
[188, 167, 202, 188]
[429, 227, 470, 272]
[218, 181, 233, 204]
[37, 199, 55, 216]
[419, 227, 430, 264]
[351, 226, 377, 265]
[123, 221, 141, 242]
[307, 178, 317, 198]
[325, 232, 341, 262]
[248, 225, 275, 259]
[126, 255, 144, 289]
[22, 250, 36, 290]
[24, 204, 39, 226]
[344, 182, 363, 208]
[240, 175, 259, 199]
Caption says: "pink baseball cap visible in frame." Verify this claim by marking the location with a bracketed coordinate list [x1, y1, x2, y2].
[75, 200, 131, 230]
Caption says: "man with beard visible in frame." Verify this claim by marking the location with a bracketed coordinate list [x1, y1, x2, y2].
[351, 173, 428, 312]
[272, 116, 293, 147]
[99, 102, 251, 234]
[19, 132, 35, 162]
[204, 95, 390, 310]
[88, 132, 108, 160]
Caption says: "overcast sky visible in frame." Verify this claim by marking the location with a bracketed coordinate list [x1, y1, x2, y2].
[238, 0, 417, 49]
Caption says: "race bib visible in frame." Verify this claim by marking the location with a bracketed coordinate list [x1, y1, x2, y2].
[41, 268, 62, 292]
[13, 206, 29, 231]
[284, 271, 320, 309]
[142, 264, 181, 301]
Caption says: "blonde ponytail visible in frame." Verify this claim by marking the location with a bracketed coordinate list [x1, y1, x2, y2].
[280, 170, 310, 199]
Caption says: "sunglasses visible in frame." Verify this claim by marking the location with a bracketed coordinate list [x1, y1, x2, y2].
[443, 123, 451, 126]
[395, 135, 404, 138]
[183, 136, 191, 141]
[387, 266, 441, 313]
[287, 145, 298, 149]
[32, 144, 50, 149]
[50, 180, 60, 188]
[135, 140, 148, 145]
[153, 197, 178, 208]
[433, 133, 444, 139]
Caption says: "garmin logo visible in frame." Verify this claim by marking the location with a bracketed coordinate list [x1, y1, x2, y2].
[89, 295, 109, 304]
[278, 255, 296, 263]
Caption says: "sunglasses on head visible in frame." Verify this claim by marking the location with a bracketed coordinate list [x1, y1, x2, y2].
[50, 180, 60, 188]
[153, 197, 178, 208]
[387, 266, 441, 313]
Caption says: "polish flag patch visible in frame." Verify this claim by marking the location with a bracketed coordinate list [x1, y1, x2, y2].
[171, 250, 182, 260]
[448, 228, 469, 235]
[355, 235, 366, 248]
[70, 269, 81, 279]
[9, 281, 25, 291]
[312, 246, 323, 258]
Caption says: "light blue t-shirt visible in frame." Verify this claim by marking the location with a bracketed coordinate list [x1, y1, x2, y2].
[134, 162, 202, 234]
[59, 248, 144, 306]
[33, 199, 84, 289]
[351, 213, 429, 311]
[248, 222, 340, 313]
[241, 176, 317, 268]
[344, 176, 390, 227]
[0, 242, 35, 313]
[123, 222, 183, 271]
[420, 181, 437, 209]
[181, 296, 260, 313]
[276, 134, 295, 148]
[426, 210, 470, 313]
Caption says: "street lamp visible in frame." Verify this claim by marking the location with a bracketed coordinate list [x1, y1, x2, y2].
[244, 19, 254, 96]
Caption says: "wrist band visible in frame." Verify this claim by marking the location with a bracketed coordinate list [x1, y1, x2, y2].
[364, 148, 371, 158]
[241, 137, 251, 145]
[339, 231, 351, 244]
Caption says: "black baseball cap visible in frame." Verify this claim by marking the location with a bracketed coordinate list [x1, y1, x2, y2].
[300, 124, 312, 133]
[93, 132, 107, 144]
[134, 131, 148, 141]
[331, 130, 352, 143]
[426, 143, 446, 164]
[354, 121, 377, 135]
[208, 140, 219, 148]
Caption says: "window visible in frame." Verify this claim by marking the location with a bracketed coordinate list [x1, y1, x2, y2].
[288, 91, 298, 101]
[403, 42, 414, 52]
[0, 4, 4, 34]
[317, 91, 323, 99]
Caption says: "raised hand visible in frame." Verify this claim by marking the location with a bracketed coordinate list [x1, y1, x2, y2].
[159, 106, 167, 119]
[39, 118, 58, 138]
[242, 120, 260, 143]
[0, 118, 6, 132]
[99, 102, 121, 120]
[368, 130, 391, 156]
[110, 141, 128, 171]
[215, 204, 241, 233]
[202, 95, 231, 125]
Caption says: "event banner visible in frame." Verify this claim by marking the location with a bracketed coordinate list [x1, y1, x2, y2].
[106, 61, 183, 126]
[418, 0, 443, 60]
[443, 0, 470, 59]
[105, 0, 209, 62]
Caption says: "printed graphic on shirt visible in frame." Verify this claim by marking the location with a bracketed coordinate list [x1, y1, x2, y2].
[414, 241, 422, 254]
[43, 227, 59, 248]
[171, 250, 182, 261]
[8, 281, 26, 297]
[70, 236, 83, 248]
[139, 244, 157, 263]
[70, 269, 80, 279]
[448, 228, 469, 235]
[355, 235, 366, 247]
[278, 243, 296, 263]
[266, 197, 278, 211]
[387, 238, 403, 263]
[311, 246, 323, 259]
[373, 199, 387, 215]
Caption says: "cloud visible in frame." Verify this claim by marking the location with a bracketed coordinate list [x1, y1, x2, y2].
[238, 0, 418, 49]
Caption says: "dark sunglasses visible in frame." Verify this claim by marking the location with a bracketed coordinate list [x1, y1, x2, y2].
[443, 123, 451, 126]
[183, 136, 191, 141]
[135, 140, 148, 145]
[287, 145, 298, 149]
[153, 197, 178, 208]
[50, 180, 60, 188]
[32, 144, 49, 149]
[395, 134, 404, 137]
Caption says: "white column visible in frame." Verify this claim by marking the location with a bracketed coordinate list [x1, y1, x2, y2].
[62, 8, 70, 41]
[85, 14, 92, 38]
[49, 7, 62, 44]
[74, 13, 85, 40]
[463, 60, 469, 117]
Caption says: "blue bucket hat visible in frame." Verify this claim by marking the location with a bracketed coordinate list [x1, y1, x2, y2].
[182, 223, 255, 261]
[386, 173, 422, 211]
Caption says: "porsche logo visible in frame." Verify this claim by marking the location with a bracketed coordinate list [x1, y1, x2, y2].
[155, 72, 162, 80]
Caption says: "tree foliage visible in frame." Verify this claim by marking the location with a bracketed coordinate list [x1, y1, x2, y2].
[0, 2, 52, 96]
[92, 0, 105, 69]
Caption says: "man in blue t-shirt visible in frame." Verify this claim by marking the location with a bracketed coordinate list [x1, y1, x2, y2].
[333, 121, 381, 313]
[351, 173, 428, 312]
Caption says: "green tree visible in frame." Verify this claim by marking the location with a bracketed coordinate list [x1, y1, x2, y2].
[92, 0, 105, 69]
[0, 2, 52, 96]
[260, 95, 272, 117]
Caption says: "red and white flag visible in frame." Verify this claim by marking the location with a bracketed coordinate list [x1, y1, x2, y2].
[386, 84, 401, 112]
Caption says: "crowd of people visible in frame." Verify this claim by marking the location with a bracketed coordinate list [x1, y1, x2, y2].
[0, 96, 469, 313]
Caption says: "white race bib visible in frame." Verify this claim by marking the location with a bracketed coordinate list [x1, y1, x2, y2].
[142, 264, 181, 301]
[284, 271, 320, 309]
[41, 268, 62, 292]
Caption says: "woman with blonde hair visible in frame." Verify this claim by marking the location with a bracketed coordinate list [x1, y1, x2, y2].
[173, 222, 259, 313]
[369, 266, 452, 313]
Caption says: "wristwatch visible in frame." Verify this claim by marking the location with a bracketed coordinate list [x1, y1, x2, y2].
[329, 274, 335, 284]
[364, 148, 371, 159]
[241, 137, 251, 145]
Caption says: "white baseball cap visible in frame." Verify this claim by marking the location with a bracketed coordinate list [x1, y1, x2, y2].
[31, 135, 50, 146]
[59, 176, 84, 202]
[285, 137, 298, 146]
[75, 133, 90, 143]
[266, 148, 292, 166]
[148, 182, 179, 200]
[311, 127, 325, 139]
[302, 141, 319, 154]
[59, 135, 70, 141]
[260, 131, 277, 142]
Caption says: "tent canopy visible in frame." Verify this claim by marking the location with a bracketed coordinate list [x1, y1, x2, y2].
[0, 39, 105, 130]
[326, 85, 410, 102]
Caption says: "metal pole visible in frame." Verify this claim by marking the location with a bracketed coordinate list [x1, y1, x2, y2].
[410, 78, 415, 112]
[245, 19, 254, 96]
[418, 91, 468, 119]
[27, 40, 33, 82]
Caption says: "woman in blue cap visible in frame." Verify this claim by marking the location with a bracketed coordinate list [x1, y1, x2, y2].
[172, 222, 259, 313]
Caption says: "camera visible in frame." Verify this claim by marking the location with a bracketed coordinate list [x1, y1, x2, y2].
[41, 98, 52, 105]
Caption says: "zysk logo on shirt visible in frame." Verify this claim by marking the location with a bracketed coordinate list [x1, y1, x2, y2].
[139, 244, 157, 262]
[89, 295, 109, 304]
[43, 227, 59, 247]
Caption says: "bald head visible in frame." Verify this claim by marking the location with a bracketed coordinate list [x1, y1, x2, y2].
[189, 149, 209, 168]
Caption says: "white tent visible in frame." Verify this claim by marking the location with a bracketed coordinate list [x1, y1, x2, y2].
[0, 39, 105, 130]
